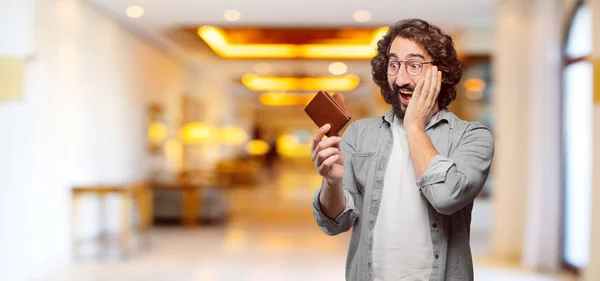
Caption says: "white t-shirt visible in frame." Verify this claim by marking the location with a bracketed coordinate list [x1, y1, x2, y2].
[372, 116, 434, 281]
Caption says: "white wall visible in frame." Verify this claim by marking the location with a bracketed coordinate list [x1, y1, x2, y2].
[0, 1, 41, 279]
[0, 0, 186, 279]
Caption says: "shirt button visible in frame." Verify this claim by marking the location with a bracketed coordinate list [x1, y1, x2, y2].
[369, 221, 375, 229]
[435, 254, 439, 259]
[432, 223, 438, 228]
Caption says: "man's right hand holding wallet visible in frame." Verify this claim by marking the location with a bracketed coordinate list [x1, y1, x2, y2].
[311, 123, 346, 220]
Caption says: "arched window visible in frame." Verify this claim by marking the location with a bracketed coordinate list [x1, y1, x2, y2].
[562, 0, 592, 271]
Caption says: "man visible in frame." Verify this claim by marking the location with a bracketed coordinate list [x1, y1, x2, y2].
[311, 18, 494, 281]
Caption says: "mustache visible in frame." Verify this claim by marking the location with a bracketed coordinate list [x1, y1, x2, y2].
[391, 83, 415, 93]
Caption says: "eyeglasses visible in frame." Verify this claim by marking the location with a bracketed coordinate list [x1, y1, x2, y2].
[387, 59, 433, 76]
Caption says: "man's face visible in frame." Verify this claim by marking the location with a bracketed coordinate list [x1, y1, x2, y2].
[387, 36, 434, 119]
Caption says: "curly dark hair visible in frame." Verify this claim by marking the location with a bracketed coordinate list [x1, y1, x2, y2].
[371, 19, 463, 109]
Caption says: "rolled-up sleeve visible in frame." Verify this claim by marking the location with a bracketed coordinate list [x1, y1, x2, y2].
[312, 122, 360, 236]
[312, 187, 358, 235]
[417, 123, 495, 215]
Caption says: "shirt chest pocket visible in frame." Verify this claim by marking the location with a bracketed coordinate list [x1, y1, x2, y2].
[351, 152, 375, 194]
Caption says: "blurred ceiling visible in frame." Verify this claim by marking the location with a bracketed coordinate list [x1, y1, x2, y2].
[88, 0, 496, 30]
[86, 0, 495, 111]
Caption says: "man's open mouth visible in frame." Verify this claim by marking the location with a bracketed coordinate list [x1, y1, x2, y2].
[400, 91, 413, 104]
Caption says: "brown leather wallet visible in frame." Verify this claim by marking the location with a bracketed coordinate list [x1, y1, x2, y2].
[304, 91, 351, 137]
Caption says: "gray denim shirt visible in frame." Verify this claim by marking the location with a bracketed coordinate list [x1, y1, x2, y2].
[312, 108, 495, 281]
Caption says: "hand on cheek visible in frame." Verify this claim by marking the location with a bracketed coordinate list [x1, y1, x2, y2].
[403, 66, 442, 130]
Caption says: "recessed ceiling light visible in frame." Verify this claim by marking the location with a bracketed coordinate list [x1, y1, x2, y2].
[353, 10, 372, 23]
[328, 62, 348, 75]
[126, 5, 145, 18]
[224, 9, 241, 21]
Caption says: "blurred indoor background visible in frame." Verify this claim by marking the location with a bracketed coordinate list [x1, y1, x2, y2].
[0, 0, 598, 280]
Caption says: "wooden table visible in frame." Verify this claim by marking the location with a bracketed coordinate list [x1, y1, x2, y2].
[71, 182, 152, 258]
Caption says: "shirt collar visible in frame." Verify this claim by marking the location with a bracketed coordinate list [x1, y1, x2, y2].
[380, 107, 453, 130]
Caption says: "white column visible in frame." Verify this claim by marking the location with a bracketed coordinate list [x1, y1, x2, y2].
[521, 0, 562, 271]
[491, 0, 532, 262]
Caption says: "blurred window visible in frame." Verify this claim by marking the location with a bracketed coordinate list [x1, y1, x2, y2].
[562, 1, 592, 270]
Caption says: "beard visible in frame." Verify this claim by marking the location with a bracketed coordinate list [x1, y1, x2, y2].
[389, 83, 415, 121]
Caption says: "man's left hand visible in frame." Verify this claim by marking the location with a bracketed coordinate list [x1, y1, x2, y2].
[403, 66, 442, 130]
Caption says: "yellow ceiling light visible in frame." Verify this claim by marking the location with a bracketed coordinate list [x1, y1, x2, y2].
[307, 75, 359, 91]
[328, 62, 348, 75]
[180, 122, 217, 144]
[197, 26, 388, 59]
[259, 92, 299, 106]
[242, 74, 360, 91]
[245, 140, 270, 156]
[198, 27, 297, 58]
[218, 126, 249, 145]
[259, 92, 338, 107]
[126, 6, 145, 18]
[223, 9, 241, 21]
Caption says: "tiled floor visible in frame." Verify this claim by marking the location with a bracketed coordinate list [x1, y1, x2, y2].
[48, 225, 575, 281]
[46, 166, 575, 281]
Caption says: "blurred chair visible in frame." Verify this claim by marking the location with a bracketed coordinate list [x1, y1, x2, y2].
[151, 168, 236, 226]
[150, 170, 209, 227]
[70, 181, 152, 259]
